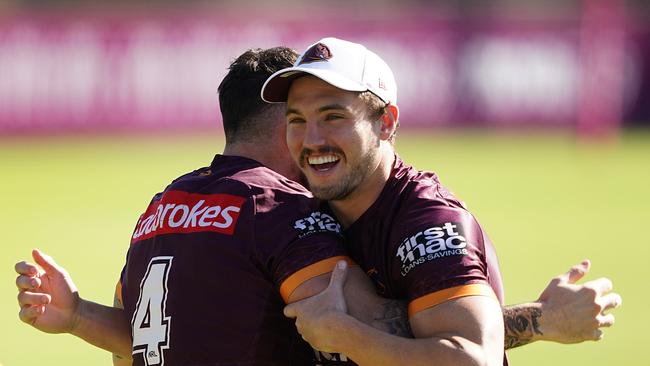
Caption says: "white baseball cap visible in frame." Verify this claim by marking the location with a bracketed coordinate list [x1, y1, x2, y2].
[261, 37, 397, 105]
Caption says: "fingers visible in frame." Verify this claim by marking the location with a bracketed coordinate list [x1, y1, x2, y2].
[565, 260, 591, 284]
[284, 303, 296, 318]
[19, 304, 45, 325]
[587, 308, 615, 342]
[593, 328, 604, 341]
[599, 292, 623, 312]
[596, 313, 615, 328]
[548, 260, 590, 287]
[32, 249, 64, 275]
[18, 291, 51, 307]
[327, 261, 348, 293]
[14, 261, 40, 276]
[584, 277, 614, 296]
[16, 275, 41, 290]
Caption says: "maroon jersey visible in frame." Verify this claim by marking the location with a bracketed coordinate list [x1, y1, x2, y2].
[343, 156, 507, 364]
[118, 155, 348, 366]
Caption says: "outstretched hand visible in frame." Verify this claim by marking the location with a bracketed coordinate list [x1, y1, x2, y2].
[284, 260, 350, 353]
[538, 260, 622, 343]
[15, 249, 80, 334]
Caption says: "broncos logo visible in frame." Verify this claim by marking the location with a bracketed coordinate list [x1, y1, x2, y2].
[298, 43, 333, 65]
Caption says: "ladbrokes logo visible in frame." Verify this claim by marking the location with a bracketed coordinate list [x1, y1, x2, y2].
[396, 222, 469, 276]
[131, 191, 246, 244]
[294, 212, 341, 238]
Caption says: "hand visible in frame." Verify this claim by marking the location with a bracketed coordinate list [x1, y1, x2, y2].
[15, 249, 81, 334]
[284, 260, 350, 352]
[537, 260, 622, 343]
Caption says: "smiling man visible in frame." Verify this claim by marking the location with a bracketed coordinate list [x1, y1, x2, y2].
[14, 40, 620, 366]
[261, 37, 620, 365]
[263, 37, 506, 366]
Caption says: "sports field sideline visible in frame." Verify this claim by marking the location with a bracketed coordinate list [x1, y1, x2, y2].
[0, 130, 647, 365]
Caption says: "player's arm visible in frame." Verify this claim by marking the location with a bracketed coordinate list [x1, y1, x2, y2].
[290, 261, 622, 351]
[15, 249, 132, 358]
[264, 196, 408, 334]
[287, 264, 412, 338]
[503, 260, 621, 348]
[285, 261, 504, 366]
[71, 297, 132, 359]
[112, 283, 133, 366]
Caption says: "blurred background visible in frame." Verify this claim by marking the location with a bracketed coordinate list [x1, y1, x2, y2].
[0, 0, 648, 365]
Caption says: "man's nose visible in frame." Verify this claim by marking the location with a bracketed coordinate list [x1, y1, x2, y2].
[302, 121, 326, 149]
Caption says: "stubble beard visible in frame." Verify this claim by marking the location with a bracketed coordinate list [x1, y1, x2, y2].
[307, 148, 377, 202]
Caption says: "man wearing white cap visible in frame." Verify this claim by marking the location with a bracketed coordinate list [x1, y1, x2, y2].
[13, 39, 619, 366]
[262, 37, 621, 365]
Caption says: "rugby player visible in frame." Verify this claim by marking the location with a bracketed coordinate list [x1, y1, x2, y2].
[262, 37, 622, 365]
[15, 43, 620, 366]
[15, 47, 362, 366]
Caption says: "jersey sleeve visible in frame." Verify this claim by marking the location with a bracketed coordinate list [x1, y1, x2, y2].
[115, 244, 133, 307]
[390, 205, 497, 317]
[251, 189, 350, 303]
[115, 276, 124, 307]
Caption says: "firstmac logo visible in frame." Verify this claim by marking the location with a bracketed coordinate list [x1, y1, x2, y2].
[396, 222, 469, 276]
[294, 212, 341, 238]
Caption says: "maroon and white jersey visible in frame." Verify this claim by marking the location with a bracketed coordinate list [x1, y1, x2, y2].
[118, 155, 348, 366]
[344, 156, 506, 357]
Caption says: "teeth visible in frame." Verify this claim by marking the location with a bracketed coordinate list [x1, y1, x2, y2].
[308, 155, 339, 165]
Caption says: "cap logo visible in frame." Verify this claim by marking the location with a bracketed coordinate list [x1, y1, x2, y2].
[298, 43, 333, 65]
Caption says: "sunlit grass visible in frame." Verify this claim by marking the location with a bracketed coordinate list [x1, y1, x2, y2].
[0, 130, 646, 365]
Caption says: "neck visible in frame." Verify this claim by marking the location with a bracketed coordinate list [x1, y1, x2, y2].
[223, 141, 300, 182]
[328, 147, 395, 228]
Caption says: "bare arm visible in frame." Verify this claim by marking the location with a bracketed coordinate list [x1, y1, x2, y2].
[329, 296, 503, 366]
[503, 303, 543, 348]
[287, 262, 412, 337]
[503, 260, 621, 348]
[112, 287, 133, 366]
[286, 261, 504, 366]
[71, 297, 132, 358]
[368, 261, 622, 349]
[15, 249, 132, 358]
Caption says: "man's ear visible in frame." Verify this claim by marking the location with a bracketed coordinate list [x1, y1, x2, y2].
[379, 104, 399, 141]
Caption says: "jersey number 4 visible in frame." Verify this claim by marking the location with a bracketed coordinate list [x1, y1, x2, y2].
[132, 256, 173, 366]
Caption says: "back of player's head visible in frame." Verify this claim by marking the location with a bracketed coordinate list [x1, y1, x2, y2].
[218, 47, 298, 143]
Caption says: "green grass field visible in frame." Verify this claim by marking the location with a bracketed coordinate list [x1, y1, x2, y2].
[0, 130, 648, 365]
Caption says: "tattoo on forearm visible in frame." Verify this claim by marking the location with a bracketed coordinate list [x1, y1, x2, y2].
[503, 305, 543, 349]
[372, 300, 414, 338]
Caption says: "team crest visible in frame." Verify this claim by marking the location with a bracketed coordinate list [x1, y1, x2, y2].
[298, 43, 332, 65]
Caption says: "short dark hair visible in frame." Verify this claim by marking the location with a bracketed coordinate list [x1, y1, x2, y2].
[359, 91, 398, 143]
[218, 47, 298, 143]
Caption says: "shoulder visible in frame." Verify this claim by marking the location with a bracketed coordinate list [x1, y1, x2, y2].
[401, 163, 465, 208]
[387, 162, 485, 249]
[390, 163, 467, 220]
[230, 166, 312, 198]
[228, 167, 318, 218]
[160, 163, 310, 201]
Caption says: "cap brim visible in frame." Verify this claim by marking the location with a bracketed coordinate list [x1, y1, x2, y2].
[261, 66, 367, 103]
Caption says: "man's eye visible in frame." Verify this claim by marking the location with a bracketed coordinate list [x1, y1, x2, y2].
[325, 114, 344, 121]
[288, 117, 305, 124]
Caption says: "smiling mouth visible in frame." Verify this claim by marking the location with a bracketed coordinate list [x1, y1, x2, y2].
[307, 154, 341, 172]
